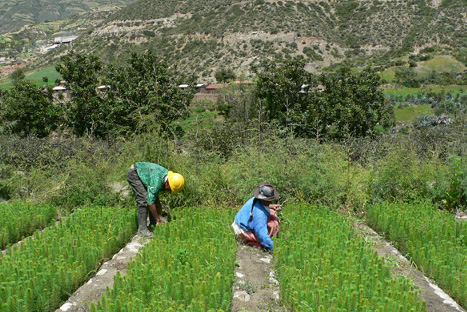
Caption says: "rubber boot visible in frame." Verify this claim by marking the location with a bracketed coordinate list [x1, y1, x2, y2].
[138, 208, 153, 238]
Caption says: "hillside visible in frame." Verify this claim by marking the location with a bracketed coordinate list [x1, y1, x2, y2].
[0, 0, 137, 34]
[2, 0, 467, 83]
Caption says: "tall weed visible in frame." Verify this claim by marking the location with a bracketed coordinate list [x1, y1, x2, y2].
[1, 120, 465, 214]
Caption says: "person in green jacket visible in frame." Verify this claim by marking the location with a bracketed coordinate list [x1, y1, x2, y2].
[127, 162, 185, 237]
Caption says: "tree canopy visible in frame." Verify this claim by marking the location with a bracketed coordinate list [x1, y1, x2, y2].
[0, 80, 60, 137]
[253, 59, 394, 140]
[54, 51, 195, 137]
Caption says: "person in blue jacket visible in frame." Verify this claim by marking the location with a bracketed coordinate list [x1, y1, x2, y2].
[232, 182, 282, 251]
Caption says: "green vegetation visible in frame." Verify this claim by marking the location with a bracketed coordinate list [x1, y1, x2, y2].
[276, 204, 426, 311]
[55, 51, 195, 138]
[92, 208, 236, 311]
[367, 202, 467, 307]
[0, 80, 58, 137]
[0, 7, 465, 306]
[0, 0, 136, 33]
[394, 104, 433, 123]
[0, 52, 195, 138]
[0, 94, 465, 310]
[175, 105, 220, 135]
[380, 67, 397, 82]
[416, 55, 465, 78]
[0, 201, 57, 249]
[0, 66, 61, 89]
[23, 66, 61, 86]
[253, 59, 393, 140]
[384, 85, 466, 99]
[0, 206, 136, 311]
[8, 0, 457, 83]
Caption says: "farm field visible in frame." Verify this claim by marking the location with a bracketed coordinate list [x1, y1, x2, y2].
[276, 204, 427, 312]
[0, 2, 465, 310]
[0, 205, 136, 311]
[367, 202, 467, 308]
[0, 201, 57, 249]
[383, 85, 467, 99]
[0, 66, 62, 89]
[394, 104, 434, 123]
[1, 201, 466, 311]
[92, 207, 237, 311]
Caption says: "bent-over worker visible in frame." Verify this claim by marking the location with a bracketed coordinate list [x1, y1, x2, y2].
[232, 182, 282, 251]
[127, 162, 185, 237]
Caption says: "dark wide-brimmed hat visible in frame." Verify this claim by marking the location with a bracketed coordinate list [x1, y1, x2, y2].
[253, 182, 280, 201]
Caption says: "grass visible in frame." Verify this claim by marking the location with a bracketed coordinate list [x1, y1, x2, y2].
[175, 105, 222, 135]
[416, 55, 465, 78]
[394, 104, 433, 123]
[0, 66, 61, 89]
[384, 85, 466, 98]
[379, 67, 396, 82]
[379, 54, 465, 87]
[24, 66, 62, 86]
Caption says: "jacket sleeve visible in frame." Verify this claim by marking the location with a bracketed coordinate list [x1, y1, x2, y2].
[146, 186, 159, 204]
[253, 208, 274, 250]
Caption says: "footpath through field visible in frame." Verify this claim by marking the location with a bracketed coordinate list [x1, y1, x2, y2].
[56, 234, 151, 312]
[355, 222, 466, 312]
[232, 243, 285, 312]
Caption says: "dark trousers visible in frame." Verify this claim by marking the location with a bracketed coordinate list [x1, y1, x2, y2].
[127, 166, 156, 230]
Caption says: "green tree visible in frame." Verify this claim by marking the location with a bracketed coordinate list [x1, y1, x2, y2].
[311, 68, 394, 140]
[214, 67, 236, 83]
[55, 52, 105, 136]
[103, 51, 195, 136]
[394, 67, 420, 88]
[254, 58, 314, 125]
[217, 82, 257, 123]
[55, 51, 194, 138]
[10, 68, 25, 85]
[0, 80, 60, 137]
[254, 59, 394, 139]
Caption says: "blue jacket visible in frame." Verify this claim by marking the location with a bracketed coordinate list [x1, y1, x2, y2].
[235, 197, 273, 250]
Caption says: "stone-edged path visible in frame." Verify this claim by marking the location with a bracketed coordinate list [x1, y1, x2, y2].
[56, 235, 151, 312]
[354, 222, 466, 312]
[232, 243, 286, 312]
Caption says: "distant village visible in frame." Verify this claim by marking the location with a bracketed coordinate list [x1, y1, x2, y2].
[50, 80, 254, 102]
[0, 34, 79, 77]
[2, 32, 325, 103]
[50, 80, 325, 103]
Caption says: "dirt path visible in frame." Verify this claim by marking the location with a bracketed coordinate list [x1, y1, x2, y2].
[232, 243, 286, 312]
[355, 222, 466, 312]
[56, 234, 151, 312]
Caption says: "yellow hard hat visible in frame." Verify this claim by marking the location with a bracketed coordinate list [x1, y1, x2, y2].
[167, 171, 185, 194]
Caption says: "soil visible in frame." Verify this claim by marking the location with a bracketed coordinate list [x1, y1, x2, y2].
[232, 243, 286, 312]
[0, 61, 29, 78]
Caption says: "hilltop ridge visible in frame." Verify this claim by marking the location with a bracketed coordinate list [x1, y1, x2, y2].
[1, 0, 466, 82]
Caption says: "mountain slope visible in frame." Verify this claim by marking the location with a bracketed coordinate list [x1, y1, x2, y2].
[0, 0, 137, 33]
[3, 0, 467, 83]
[108, 0, 466, 48]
